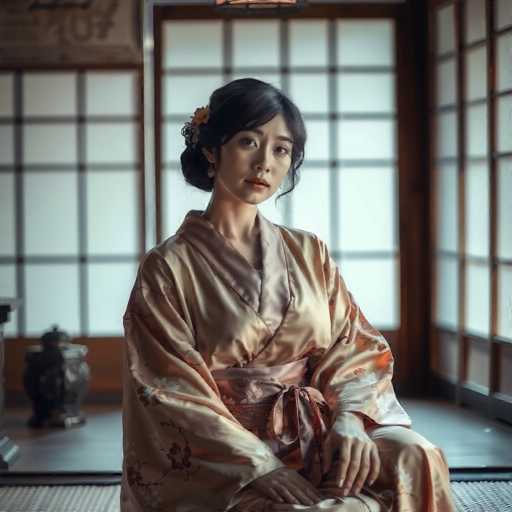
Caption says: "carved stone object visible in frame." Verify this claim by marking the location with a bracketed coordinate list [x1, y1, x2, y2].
[24, 325, 90, 428]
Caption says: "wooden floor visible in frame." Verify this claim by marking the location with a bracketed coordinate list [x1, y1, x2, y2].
[1, 398, 511, 473]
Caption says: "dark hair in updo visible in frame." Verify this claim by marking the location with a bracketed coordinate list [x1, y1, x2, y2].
[180, 78, 306, 201]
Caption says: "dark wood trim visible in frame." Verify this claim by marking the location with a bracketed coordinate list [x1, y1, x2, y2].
[432, 325, 459, 335]
[154, 6, 163, 246]
[428, 1, 464, 395]
[455, 0, 467, 406]
[435, 327, 512, 348]
[492, 392, 512, 424]
[449, 468, 512, 481]
[380, 330, 397, 352]
[430, 372, 457, 400]
[428, 0, 453, 9]
[0, 115, 140, 124]
[427, 0, 439, 390]
[487, 0, 499, 404]
[395, 0, 429, 393]
[459, 253, 492, 265]
[431, 372, 512, 425]
[77, 71, 88, 334]
[14, 72, 24, 337]
[0, 64, 140, 72]
[494, 335, 512, 346]
[463, 332, 491, 345]
[395, 7, 408, 388]
[463, 96, 488, 108]
[157, 4, 403, 20]
[463, 38, 488, 51]
[137, 67, 147, 257]
[460, 381, 491, 416]
[495, 25, 512, 37]
[0, 473, 122, 485]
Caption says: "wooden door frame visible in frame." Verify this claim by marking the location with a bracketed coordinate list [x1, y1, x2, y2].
[153, 1, 430, 395]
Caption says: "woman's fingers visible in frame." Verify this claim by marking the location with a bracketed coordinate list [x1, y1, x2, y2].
[287, 479, 321, 505]
[335, 439, 353, 488]
[294, 473, 323, 503]
[340, 442, 363, 494]
[249, 466, 323, 506]
[352, 443, 372, 495]
[294, 488, 317, 506]
[292, 485, 318, 505]
[368, 444, 381, 486]
[275, 486, 300, 505]
[274, 485, 317, 506]
[267, 487, 285, 503]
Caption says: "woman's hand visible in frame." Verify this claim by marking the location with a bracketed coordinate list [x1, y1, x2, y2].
[321, 412, 381, 496]
[248, 467, 323, 506]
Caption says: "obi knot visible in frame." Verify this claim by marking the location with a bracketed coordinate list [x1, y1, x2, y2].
[212, 357, 332, 483]
[267, 383, 330, 480]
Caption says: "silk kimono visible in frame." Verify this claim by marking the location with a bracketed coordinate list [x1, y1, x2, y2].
[120, 209, 455, 512]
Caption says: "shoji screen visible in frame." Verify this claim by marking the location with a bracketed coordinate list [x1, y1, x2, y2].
[430, 0, 512, 420]
[160, 17, 399, 331]
[496, 0, 512, 400]
[0, 70, 142, 338]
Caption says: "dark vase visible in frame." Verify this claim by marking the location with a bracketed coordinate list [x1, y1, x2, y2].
[23, 325, 90, 428]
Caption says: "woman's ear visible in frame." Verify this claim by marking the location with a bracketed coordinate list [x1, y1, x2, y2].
[201, 147, 215, 164]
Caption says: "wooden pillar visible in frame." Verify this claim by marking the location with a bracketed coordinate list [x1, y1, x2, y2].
[0, 299, 21, 469]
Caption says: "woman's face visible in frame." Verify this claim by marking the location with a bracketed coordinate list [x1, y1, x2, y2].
[203, 113, 293, 206]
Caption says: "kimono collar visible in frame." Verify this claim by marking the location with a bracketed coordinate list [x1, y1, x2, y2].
[176, 209, 291, 326]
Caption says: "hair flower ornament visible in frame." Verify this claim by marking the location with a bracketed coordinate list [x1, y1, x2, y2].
[182, 105, 210, 148]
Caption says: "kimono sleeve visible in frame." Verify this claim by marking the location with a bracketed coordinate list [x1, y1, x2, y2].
[121, 250, 284, 512]
[308, 238, 412, 430]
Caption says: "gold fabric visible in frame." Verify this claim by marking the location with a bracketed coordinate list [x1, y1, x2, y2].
[120, 209, 455, 511]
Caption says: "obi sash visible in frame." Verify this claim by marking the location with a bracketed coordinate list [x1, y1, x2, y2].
[212, 357, 331, 483]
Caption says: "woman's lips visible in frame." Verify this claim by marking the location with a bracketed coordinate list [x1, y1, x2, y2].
[245, 179, 269, 188]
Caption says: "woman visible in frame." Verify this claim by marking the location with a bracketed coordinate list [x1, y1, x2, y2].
[120, 78, 455, 512]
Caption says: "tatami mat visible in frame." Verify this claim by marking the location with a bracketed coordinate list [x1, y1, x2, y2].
[0, 481, 511, 511]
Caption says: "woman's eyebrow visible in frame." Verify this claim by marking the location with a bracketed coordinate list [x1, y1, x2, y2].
[246, 128, 294, 144]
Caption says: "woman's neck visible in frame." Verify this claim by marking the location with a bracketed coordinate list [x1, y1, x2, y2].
[202, 198, 259, 243]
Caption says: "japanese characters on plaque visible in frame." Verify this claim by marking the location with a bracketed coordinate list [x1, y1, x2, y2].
[0, 0, 141, 65]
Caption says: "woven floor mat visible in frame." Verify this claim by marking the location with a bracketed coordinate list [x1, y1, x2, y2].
[0, 482, 511, 511]
[451, 481, 512, 511]
[0, 485, 120, 512]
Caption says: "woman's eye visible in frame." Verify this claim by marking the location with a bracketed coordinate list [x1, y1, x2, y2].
[240, 137, 255, 146]
[239, 137, 290, 156]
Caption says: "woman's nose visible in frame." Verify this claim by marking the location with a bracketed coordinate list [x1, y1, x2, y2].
[254, 145, 272, 171]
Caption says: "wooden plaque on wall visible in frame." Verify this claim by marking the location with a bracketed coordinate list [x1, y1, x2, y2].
[0, 0, 141, 66]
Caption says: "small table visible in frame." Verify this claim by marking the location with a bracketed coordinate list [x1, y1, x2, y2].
[0, 298, 21, 469]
